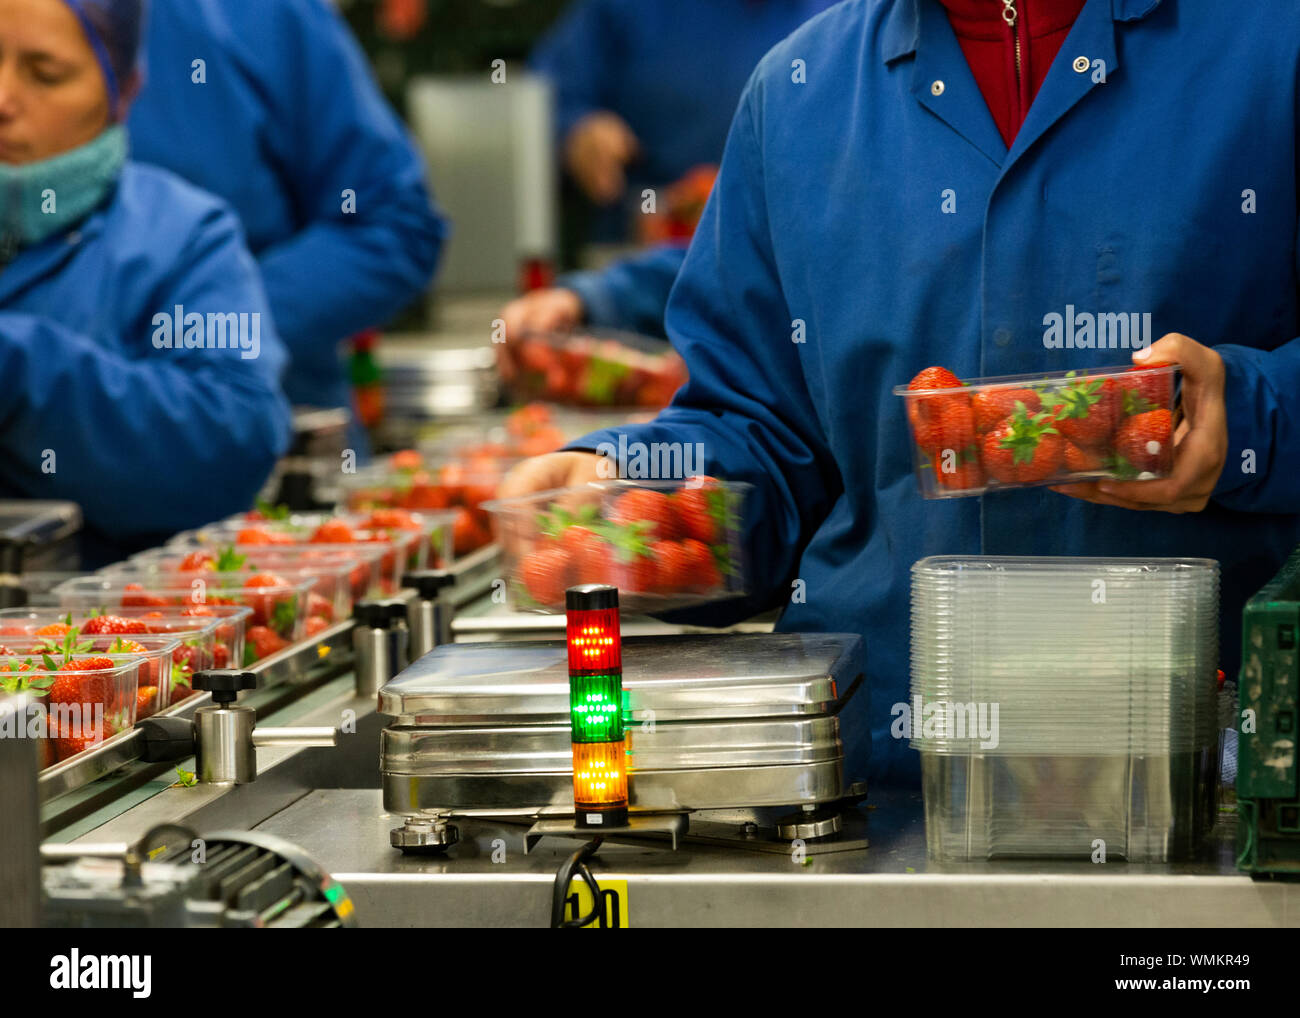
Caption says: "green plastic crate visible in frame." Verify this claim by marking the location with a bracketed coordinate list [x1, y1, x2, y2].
[1237, 546, 1300, 875]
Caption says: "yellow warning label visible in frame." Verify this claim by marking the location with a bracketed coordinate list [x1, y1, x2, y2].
[564, 877, 629, 929]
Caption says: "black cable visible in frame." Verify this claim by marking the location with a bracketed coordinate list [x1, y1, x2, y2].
[550, 837, 604, 928]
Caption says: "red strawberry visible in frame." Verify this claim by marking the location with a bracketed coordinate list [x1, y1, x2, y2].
[82, 615, 148, 636]
[674, 478, 724, 543]
[246, 625, 290, 662]
[305, 615, 331, 638]
[244, 572, 293, 629]
[651, 540, 693, 592]
[179, 605, 216, 617]
[390, 449, 423, 471]
[1064, 441, 1107, 473]
[1048, 375, 1121, 448]
[365, 508, 418, 530]
[612, 552, 657, 593]
[932, 453, 987, 491]
[971, 388, 1042, 435]
[122, 583, 170, 607]
[560, 526, 609, 585]
[136, 686, 159, 717]
[179, 550, 216, 571]
[518, 545, 569, 606]
[906, 367, 968, 449]
[452, 507, 490, 556]
[47, 658, 118, 710]
[306, 591, 334, 622]
[1117, 365, 1172, 414]
[34, 622, 71, 637]
[608, 488, 681, 540]
[911, 390, 977, 459]
[680, 539, 722, 592]
[982, 403, 1065, 484]
[311, 520, 356, 544]
[907, 366, 963, 392]
[1112, 409, 1174, 477]
[212, 643, 230, 669]
[50, 719, 107, 761]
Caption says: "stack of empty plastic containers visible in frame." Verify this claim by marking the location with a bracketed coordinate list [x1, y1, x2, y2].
[910, 556, 1220, 861]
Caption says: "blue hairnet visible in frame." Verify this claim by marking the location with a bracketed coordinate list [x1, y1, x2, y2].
[61, 0, 146, 120]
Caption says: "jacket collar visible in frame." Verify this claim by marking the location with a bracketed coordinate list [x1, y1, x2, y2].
[882, 0, 1163, 63]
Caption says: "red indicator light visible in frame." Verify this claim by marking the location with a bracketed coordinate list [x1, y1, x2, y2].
[566, 607, 622, 673]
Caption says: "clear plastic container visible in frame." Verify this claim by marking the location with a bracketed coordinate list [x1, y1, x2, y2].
[0, 631, 179, 716]
[51, 576, 310, 662]
[483, 478, 749, 614]
[339, 458, 508, 559]
[0, 572, 96, 608]
[208, 509, 446, 573]
[0, 654, 142, 765]
[909, 556, 1219, 860]
[497, 327, 687, 409]
[0, 605, 250, 704]
[895, 364, 1180, 498]
[100, 555, 357, 632]
[129, 542, 389, 605]
[164, 523, 410, 596]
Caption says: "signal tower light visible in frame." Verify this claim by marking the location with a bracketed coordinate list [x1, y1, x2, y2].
[565, 584, 628, 828]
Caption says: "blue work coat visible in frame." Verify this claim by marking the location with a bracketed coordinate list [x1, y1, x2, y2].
[572, 0, 1300, 786]
[561, 244, 688, 338]
[530, 0, 839, 189]
[0, 165, 291, 549]
[129, 0, 446, 414]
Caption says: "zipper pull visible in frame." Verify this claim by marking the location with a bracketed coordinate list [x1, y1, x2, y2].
[1001, 0, 1018, 26]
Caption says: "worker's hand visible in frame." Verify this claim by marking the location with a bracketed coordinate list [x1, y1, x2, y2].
[499, 288, 585, 343]
[564, 111, 640, 206]
[497, 451, 607, 501]
[1053, 334, 1228, 513]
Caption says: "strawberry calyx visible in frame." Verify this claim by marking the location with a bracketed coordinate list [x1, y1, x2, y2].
[1049, 375, 1105, 420]
[997, 403, 1060, 466]
[253, 499, 290, 521]
[270, 599, 298, 634]
[215, 546, 248, 572]
[0, 659, 53, 695]
[1121, 388, 1158, 416]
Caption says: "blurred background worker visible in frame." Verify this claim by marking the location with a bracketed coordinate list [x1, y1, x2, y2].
[503, 1, 836, 345]
[129, 0, 447, 446]
[0, 0, 290, 552]
[531, 0, 835, 247]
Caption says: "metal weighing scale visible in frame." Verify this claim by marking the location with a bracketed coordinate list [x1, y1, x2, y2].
[379, 630, 867, 854]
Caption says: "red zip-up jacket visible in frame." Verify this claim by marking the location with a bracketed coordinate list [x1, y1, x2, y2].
[939, 0, 1086, 147]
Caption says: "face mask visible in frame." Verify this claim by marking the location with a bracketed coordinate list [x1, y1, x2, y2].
[0, 125, 128, 262]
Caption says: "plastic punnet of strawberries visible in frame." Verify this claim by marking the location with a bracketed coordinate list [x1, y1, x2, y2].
[900, 364, 1178, 497]
[487, 477, 748, 613]
[0, 648, 140, 765]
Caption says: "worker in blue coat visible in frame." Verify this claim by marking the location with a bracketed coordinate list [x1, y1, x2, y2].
[500, 243, 687, 341]
[502, 0, 1300, 787]
[0, 0, 290, 549]
[129, 0, 446, 423]
[532, 0, 837, 223]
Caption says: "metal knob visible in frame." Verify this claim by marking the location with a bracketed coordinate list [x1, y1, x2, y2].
[404, 570, 454, 658]
[353, 600, 410, 696]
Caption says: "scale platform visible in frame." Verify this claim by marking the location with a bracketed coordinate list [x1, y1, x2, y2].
[379, 632, 864, 819]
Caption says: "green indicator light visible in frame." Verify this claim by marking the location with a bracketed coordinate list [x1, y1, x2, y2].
[569, 671, 625, 744]
[323, 882, 345, 904]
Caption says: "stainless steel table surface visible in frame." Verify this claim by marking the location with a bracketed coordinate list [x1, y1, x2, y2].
[251, 788, 1294, 928]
